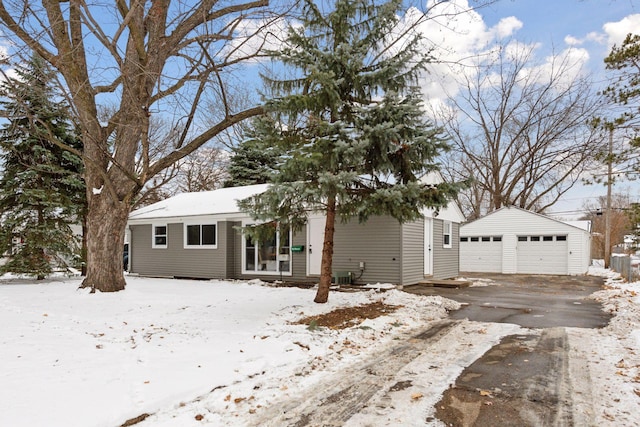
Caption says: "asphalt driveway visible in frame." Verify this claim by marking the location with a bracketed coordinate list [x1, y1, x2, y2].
[406, 273, 612, 425]
[405, 273, 611, 328]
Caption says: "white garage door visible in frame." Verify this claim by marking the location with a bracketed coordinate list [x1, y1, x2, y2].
[516, 235, 567, 274]
[460, 236, 502, 272]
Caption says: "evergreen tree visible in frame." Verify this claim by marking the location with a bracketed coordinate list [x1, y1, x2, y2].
[0, 54, 85, 279]
[604, 33, 640, 144]
[224, 116, 282, 188]
[597, 33, 640, 179]
[239, 0, 463, 303]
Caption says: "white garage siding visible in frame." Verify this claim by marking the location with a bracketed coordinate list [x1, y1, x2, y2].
[460, 206, 591, 275]
[516, 235, 568, 275]
[460, 236, 502, 272]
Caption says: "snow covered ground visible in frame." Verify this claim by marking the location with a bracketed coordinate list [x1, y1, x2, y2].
[0, 269, 638, 427]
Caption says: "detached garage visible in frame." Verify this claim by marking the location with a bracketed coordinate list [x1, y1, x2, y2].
[460, 206, 591, 275]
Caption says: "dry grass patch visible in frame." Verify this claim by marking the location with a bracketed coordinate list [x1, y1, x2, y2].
[294, 301, 401, 330]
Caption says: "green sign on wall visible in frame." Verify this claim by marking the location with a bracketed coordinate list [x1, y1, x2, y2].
[291, 245, 305, 253]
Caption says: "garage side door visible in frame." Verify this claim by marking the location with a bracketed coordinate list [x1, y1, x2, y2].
[460, 236, 502, 272]
[516, 235, 567, 274]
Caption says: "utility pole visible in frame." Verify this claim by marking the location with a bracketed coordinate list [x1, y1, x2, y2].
[604, 127, 613, 268]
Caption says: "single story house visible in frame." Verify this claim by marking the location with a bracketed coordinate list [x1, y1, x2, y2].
[460, 206, 591, 275]
[126, 180, 465, 285]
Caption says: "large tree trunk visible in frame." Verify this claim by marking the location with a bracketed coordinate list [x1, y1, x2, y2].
[314, 195, 336, 304]
[81, 217, 87, 276]
[80, 193, 130, 292]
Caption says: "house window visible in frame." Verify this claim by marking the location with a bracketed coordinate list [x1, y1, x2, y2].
[470, 237, 479, 242]
[152, 225, 167, 249]
[493, 236, 502, 242]
[184, 223, 217, 248]
[531, 236, 540, 242]
[556, 235, 567, 241]
[481, 236, 491, 242]
[543, 235, 553, 242]
[244, 222, 291, 274]
[518, 236, 528, 242]
[460, 237, 468, 242]
[443, 221, 452, 248]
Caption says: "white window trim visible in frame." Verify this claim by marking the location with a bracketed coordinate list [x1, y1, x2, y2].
[183, 221, 218, 249]
[241, 220, 292, 276]
[152, 223, 168, 249]
[443, 221, 452, 249]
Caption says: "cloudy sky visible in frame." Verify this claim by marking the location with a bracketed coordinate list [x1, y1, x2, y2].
[411, 0, 638, 98]
[4, 0, 635, 218]
[234, 0, 640, 217]
[481, 0, 640, 217]
[482, 0, 638, 50]
[408, 0, 640, 218]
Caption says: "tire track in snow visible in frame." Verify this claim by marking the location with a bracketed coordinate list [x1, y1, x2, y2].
[252, 319, 459, 426]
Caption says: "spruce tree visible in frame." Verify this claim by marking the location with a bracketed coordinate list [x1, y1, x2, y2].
[239, 0, 463, 303]
[224, 116, 282, 188]
[604, 33, 640, 144]
[0, 54, 85, 279]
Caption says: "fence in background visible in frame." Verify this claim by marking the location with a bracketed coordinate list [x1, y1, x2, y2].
[609, 255, 639, 281]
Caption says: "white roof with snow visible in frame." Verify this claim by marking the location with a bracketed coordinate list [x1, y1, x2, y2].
[462, 206, 591, 234]
[128, 175, 464, 224]
[563, 220, 592, 232]
[128, 184, 268, 221]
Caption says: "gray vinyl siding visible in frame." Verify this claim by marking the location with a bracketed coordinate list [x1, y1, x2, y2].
[401, 219, 425, 285]
[226, 221, 240, 277]
[130, 222, 230, 279]
[332, 216, 402, 284]
[130, 214, 458, 284]
[129, 224, 149, 275]
[432, 219, 460, 279]
[232, 223, 242, 278]
[291, 229, 307, 280]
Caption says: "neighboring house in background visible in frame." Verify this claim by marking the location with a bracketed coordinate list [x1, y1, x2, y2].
[460, 206, 591, 275]
[126, 178, 465, 286]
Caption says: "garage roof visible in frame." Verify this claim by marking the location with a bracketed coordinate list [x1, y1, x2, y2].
[461, 206, 591, 235]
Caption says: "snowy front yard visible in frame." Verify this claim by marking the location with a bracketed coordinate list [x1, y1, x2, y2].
[0, 269, 639, 426]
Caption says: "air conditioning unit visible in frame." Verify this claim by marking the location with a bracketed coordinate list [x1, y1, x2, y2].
[332, 271, 352, 285]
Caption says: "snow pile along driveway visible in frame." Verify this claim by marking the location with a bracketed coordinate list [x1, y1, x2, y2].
[0, 276, 458, 427]
[577, 267, 640, 425]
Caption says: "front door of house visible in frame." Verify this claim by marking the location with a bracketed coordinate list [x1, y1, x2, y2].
[307, 216, 325, 276]
[424, 217, 433, 276]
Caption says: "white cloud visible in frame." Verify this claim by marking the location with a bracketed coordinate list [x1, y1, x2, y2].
[565, 35, 582, 46]
[492, 16, 523, 39]
[603, 13, 640, 47]
[564, 31, 606, 46]
[416, 0, 499, 55]
[0, 42, 16, 83]
[586, 31, 607, 44]
[398, 0, 601, 116]
[396, 0, 529, 112]
[221, 16, 294, 63]
[518, 47, 590, 90]
[0, 65, 19, 84]
[503, 39, 541, 60]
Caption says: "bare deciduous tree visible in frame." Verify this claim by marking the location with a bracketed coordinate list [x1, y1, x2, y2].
[133, 146, 228, 208]
[582, 193, 634, 258]
[174, 147, 229, 193]
[440, 43, 605, 218]
[0, 0, 279, 291]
